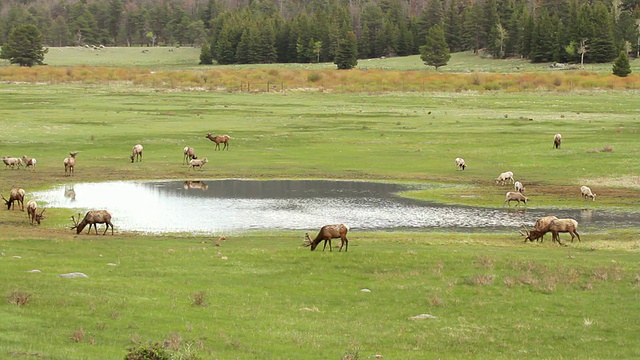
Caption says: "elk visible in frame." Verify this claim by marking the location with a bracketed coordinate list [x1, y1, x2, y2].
[454, 157, 467, 170]
[182, 146, 196, 164]
[71, 210, 114, 235]
[206, 133, 230, 151]
[130, 144, 143, 163]
[189, 157, 208, 170]
[514, 181, 525, 193]
[26, 200, 45, 225]
[64, 152, 78, 176]
[494, 171, 514, 185]
[521, 216, 558, 242]
[521, 218, 580, 244]
[580, 186, 596, 201]
[2, 188, 25, 210]
[304, 224, 349, 252]
[504, 191, 528, 206]
[2, 156, 23, 169]
[21, 155, 36, 170]
[553, 133, 562, 149]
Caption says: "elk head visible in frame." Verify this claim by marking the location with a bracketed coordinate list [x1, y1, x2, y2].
[303, 233, 313, 248]
[520, 224, 544, 243]
[1, 194, 11, 210]
[35, 208, 46, 225]
[70, 212, 82, 230]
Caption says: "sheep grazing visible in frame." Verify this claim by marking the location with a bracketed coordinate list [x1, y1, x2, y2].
[26, 200, 45, 225]
[580, 185, 596, 201]
[130, 144, 143, 163]
[2, 188, 26, 211]
[553, 133, 562, 149]
[21, 156, 36, 170]
[304, 224, 350, 252]
[504, 191, 528, 206]
[64, 152, 79, 176]
[454, 157, 467, 170]
[70, 210, 114, 235]
[205, 133, 230, 151]
[189, 157, 208, 170]
[182, 146, 196, 164]
[514, 181, 525, 193]
[494, 171, 514, 185]
[2, 156, 23, 169]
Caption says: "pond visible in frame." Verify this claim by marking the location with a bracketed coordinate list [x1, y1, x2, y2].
[32, 180, 639, 235]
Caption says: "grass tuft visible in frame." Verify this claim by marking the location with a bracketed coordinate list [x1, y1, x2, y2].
[6, 289, 30, 306]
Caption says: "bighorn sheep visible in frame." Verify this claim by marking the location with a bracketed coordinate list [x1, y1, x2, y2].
[304, 224, 349, 252]
[130, 144, 143, 163]
[521, 218, 580, 244]
[189, 157, 208, 170]
[521, 216, 558, 242]
[494, 171, 514, 185]
[455, 157, 467, 170]
[580, 186, 596, 201]
[514, 181, 525, 193]
[26, 200, 45, 225]
[206, 133, 230, 151]
[504, 191, 528, 206]
[2, 156, 23, 169]
[64, 152, 78, 176]
[182, 147, 196, 164]
[553, 133, 562, 149]
[184, 180, 209, 191]
[71, 210, 114, 235]
[21, 156, 36, 170]
[2, 188, 25, 210]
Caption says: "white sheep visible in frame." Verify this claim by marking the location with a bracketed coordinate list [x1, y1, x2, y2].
[514, 181, 525, 193]
[454, 157, 467, 170]
[2, 156, 23, 169]
[580, 186, 596, 201]
[494, 171, 514, 185]
[189, 157, 208, 170]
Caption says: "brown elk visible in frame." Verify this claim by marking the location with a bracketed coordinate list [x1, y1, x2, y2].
[71, 210, 115, 235]
[26, 200, 45, 225]
[2, 188, 25, 210]
[130, 144, 143, 163]
[205, 133, 230, 151]
[521, 218, 580, 244]
[183, 146, 196, 164]
[553, 133, 562, 149]
[64, 152, 78, 176]
[304, 224, 349, 252]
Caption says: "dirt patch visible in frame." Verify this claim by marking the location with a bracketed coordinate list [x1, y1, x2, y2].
[582, 175, 640, 190]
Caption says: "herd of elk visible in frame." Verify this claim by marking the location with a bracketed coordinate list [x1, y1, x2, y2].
[304, 224, 349, 252]
[71, 210, 115, 235]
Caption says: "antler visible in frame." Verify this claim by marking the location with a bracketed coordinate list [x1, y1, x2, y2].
[303, 233, 312, 247]
[70, 213, 80, 229]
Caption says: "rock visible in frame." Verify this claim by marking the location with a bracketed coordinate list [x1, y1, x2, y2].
[59, 272, 89, 279]
[361, 288, 371, 293]
[27, 269, 41, 273]
[408, 313, 437, 320]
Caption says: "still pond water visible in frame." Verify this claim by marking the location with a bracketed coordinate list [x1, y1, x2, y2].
[33, 180, 638, 235]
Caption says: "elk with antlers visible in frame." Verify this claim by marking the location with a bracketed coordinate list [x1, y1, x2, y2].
[304, 224, 349, 252]
[71, 210, 115, 235]
[64, 152, 78, 176]
[521, 218, 580, 244]
[130, 144, 143, 163]
[26, 200, 45, 225]
[2, 188, 25, 211]
[206, 133, 230, 151]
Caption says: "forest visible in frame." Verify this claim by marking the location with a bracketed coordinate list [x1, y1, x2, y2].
[1, 0, 640, 65]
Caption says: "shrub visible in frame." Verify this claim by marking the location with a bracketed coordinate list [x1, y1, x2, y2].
[125, 342, 171, 360]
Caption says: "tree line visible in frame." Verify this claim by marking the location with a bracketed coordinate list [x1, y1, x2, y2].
[1, 0, 640, 66]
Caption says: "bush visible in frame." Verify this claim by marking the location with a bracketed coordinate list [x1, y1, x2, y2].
[125, 342, 171, 360]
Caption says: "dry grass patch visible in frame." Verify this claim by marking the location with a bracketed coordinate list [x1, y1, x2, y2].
[6, 289, 30, 306]
[70, 328, 85, 343]
[466, 274, 495, 286]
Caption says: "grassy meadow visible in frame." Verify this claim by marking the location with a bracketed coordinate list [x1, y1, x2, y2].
[1, 49, 640, 359]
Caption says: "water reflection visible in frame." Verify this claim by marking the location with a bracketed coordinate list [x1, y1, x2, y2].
[32, 180, 639, 235]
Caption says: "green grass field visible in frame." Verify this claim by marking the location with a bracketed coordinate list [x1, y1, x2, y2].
[1, 49, 640, 359]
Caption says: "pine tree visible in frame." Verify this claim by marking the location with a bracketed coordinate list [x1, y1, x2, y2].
[334, 30, 357, 70]
[612, 50, 632, 77]
[420, 24, 451, 70]
[199, 41, 213, 65]
[1, 24, 48, 67]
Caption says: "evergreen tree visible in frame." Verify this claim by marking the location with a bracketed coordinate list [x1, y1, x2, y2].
[420, 24, 451, 70]
[530, 11, 556, 63]
[1, 24, 48, 66]
[334, 30, 357, 69]
[612, 50, 632, 76]
[199, 41, 213, 65]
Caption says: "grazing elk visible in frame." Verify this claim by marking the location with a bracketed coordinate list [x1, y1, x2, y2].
[130, 144, 143, 163]
[494, 171, 514, 185]
[304, 224, 349, 252]
[182, 147, 196, 164]
[553, 133, 562, 149]
[21, 156, 36, 170]
[64, 152, 78, 176]
[504, 191, 528, 207]
[2, 188, 25, 210]
[189, 157, 208, 170]
[71, 210, 115, 235]
[580, 186, 596, 201]
[26, 200, 45, 225]
[514, 181, 525, 193]
[2, 156, 23, 169]
[520, 216, 558, 242]
[205, 133, 230, 151]
[454, 157, 467, 170]
[521, 218, 580, 244]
